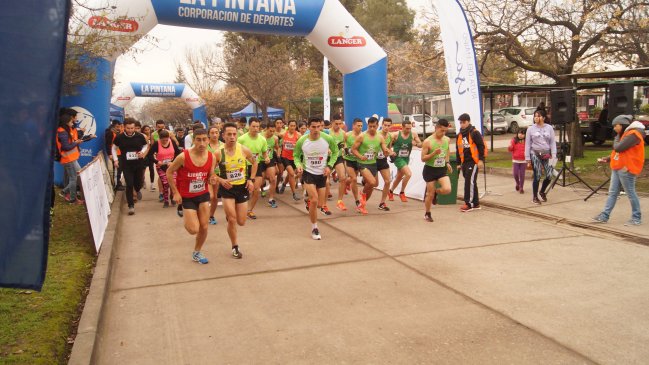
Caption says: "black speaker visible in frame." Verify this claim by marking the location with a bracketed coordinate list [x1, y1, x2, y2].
[608, 83, 633, 122]
[550, 90, 575, 124]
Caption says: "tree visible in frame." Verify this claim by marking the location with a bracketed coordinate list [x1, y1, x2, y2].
[62, 0, 156, 95]
[462, 0, 649, 158]
[174, 64, 187, 84]
[600, 5, 649, 67]
[350, 0, 415, 43]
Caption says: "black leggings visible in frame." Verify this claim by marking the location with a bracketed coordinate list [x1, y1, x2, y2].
[122, 163, 144, 207]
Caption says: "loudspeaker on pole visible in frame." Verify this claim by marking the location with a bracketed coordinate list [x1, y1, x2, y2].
[608, 83, 634, 122]
[550, 90, 575, 125]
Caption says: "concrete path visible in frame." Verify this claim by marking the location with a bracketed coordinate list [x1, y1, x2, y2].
[92, 176, 649, 364]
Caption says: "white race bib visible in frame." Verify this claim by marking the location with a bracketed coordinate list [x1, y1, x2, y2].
[398, 149, 409, 157]
[307, 156, 323, 167]
[377, 150, 385, 159]
[227, 169, 243, 181]
[364, 152, 375, 160]
[162, 158, 172, 164]
[433, 157, 446, 167]
[284, 142, 294, 151]
[189, 179, 205, 193]
[126, 151, 138, 160]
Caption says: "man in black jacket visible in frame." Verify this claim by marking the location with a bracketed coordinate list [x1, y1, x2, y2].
[455, 113, 486, 212]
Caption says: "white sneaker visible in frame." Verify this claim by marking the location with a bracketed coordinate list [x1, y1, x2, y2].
[150, 185, 156, 192]
[311, 228, 322, 240]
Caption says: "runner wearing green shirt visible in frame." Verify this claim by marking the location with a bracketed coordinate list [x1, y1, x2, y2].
[329, 115, 349, 211]
[351, 117, 394, 215]
[294, 118, 340, 240]
[344, 118, 363, 212]
[262, 121, 280, 208]
[237, 118, 269, 219]
[377, 118, 395, 211]
[421, 119, 453, 222]
[207, 125, 222, 225]
[389, 120, 423, 203]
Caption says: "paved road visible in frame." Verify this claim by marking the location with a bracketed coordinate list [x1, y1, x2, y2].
[92, 176, 649, 364]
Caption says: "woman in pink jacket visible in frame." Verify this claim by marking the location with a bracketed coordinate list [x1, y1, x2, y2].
[508, 129, 527, 194]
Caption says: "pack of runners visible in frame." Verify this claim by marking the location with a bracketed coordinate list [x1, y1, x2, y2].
[97, 113, 478, 265]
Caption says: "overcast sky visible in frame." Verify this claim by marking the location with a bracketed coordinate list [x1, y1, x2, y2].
[113, 0, 433, 102]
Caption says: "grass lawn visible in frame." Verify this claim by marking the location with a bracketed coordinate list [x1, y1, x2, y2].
[0, 193, 95, 364]
[486, 145, 649, 192]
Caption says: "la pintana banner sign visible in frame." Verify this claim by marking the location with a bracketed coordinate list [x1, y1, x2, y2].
[432, 0, 483, 132]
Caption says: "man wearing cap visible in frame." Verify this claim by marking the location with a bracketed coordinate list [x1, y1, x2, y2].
[592, 115, 645, 226]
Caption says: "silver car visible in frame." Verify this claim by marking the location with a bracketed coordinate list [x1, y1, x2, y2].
[498, 107, 537, 133]
[483, 111, 508, 134]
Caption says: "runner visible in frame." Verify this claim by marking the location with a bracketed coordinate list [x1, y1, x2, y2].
[262, 121, 281, 208]
[421, 119, 453, 222]
[328, 114, 349, 211]
[351, 116, 394, 215]
[217, 122, 257, 259]
[152, 120, 178, 196]
[376, 118, 394, 211]
[344, 118, 364, 213]
[149, 129, 181, 208]
[274, 118, 286, 194]
[207, 125, 222, 224]
[237, 118, 269, 219]
[112, 118, 149, 215]
[279, 120, 302, 201]
[389, 120, 422, 202]
[237, 117, 248, 138]
[166, 128, 217, 265]
[294, 118, 340, 239]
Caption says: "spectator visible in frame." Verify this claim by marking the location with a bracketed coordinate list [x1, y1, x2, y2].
[56, 113, 95, 204]
[592, 115, 645, 226]
[508, 128, 527, 194]
[455, 113, 485, 212]
[525, 109, 556, 204]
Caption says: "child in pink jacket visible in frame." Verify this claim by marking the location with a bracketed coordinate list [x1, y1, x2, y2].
[508, 129, 527, 193]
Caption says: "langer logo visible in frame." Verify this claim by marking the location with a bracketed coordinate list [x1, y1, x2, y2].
[88, 16, 139, 33]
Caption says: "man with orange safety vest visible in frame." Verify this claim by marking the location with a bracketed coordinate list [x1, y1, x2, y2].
[455, 113, 485, 212]
[592, 115, 645, 226]
[56, 111, 95, 204]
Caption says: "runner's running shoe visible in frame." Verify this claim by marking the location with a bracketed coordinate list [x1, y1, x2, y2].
[311, 228, 322, 240]
[192, 251, 209, 264]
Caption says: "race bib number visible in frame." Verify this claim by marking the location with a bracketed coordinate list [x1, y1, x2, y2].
[398, 149, 409, 157]
[377, 150, 385, 159]
[126, 151, 138, 160]
[307, 156, 323, 167]
[162, 159, 172, 164]
[364, 152, 375, 160]
[613, 152, 619, 161]
[284, 142, 294, 151]
[433, 157, 446, 167]
[189, 179, 205, 193]
[227, 169, 244, 181]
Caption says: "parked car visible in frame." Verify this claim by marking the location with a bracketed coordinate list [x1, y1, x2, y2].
[482, 111, 508, 135]
[636, 115, 649, 143]
[498, 107, 537, 133]
[405, 114, 435, 138]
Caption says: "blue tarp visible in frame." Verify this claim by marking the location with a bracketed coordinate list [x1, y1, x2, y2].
[0, 0, 70, 290]
[231, 102, 284, 118]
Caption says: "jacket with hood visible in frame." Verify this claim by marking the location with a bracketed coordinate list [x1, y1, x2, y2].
[611, 121, 645, 175]
[456, 125, 485, 164]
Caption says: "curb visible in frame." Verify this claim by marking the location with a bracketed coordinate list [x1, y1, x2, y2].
[68, 191, 124, 365]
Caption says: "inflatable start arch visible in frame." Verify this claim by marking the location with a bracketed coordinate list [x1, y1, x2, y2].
[112, 82, 208, 124]
[61, 0, 388, 172]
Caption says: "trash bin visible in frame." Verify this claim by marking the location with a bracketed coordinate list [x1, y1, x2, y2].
[436, 161, 459, 205]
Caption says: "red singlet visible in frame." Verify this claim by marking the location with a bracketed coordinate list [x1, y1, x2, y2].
[176, 149, 212, 198]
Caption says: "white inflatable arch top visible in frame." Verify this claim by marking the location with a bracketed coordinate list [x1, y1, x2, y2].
[85, 0, 388, 126]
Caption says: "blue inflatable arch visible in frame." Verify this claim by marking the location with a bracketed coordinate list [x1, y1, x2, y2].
[62, 0, 388, 170]
[112, 82, 208, 124]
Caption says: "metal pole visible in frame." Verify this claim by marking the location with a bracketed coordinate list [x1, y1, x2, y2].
[490, 91, 494, 152]
[422, 93, 426, 137]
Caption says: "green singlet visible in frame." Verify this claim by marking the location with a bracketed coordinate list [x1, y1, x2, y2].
[358, 133, 382, 165]
[424, 135, 450, 173]
[344, 132, 360, 162]
[378, 132, 392, 159]
[207, 142, 221, 175]
[393, 132, 413, 169]
[265, 133, 276, 159]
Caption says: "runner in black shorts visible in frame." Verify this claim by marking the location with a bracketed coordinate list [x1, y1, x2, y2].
[421, 119, 453, 222]
[376, 118, 394, 211]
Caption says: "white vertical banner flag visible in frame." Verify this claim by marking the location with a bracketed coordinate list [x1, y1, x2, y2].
[323, 56, 331, 122]
[432, 0, 483, 131]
